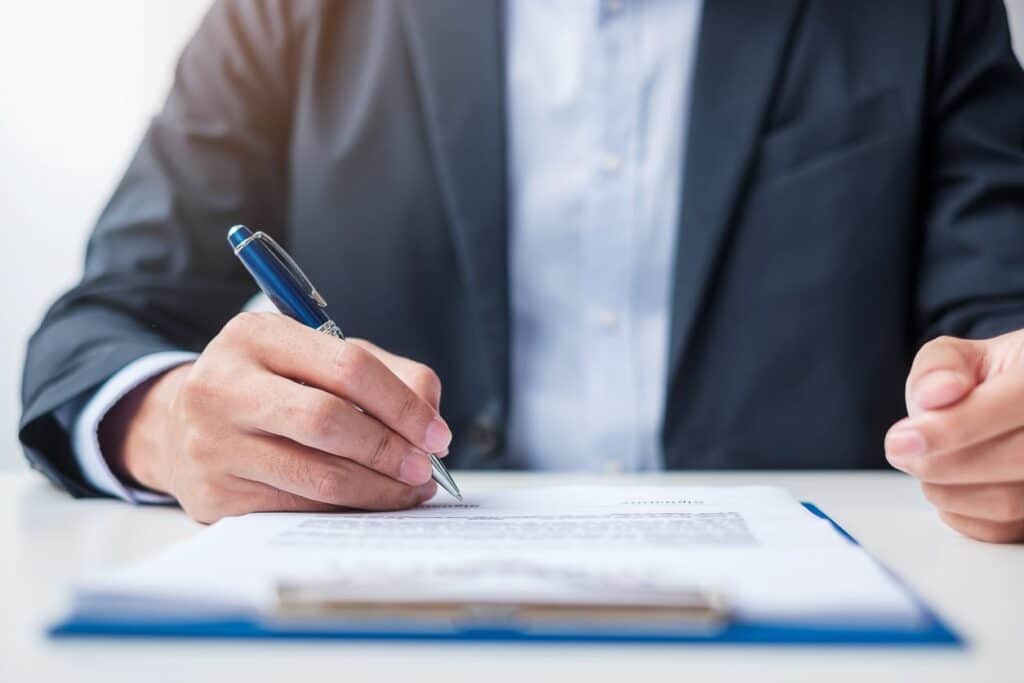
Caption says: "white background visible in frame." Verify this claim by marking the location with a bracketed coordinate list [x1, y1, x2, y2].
[1, 1, 1023, 469]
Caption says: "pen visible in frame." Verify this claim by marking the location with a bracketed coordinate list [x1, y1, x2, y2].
[226, 225, 463, 501]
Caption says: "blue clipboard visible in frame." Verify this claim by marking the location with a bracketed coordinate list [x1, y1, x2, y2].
[49, 503, 962, 646]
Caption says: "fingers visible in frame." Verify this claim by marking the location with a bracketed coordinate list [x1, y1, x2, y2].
[921, 481, 1024, 521]
[225, 313, 451, 454]
[242, 375, 435, 486]
[905, 336, 982, 415]
[176, 475, 348, 524]
[183, 476, 429, 524]
[888, 425, 1024, 485]
[349, 339, 443, 410]
[892, 426, 1024, 541]
[229, 432, 437, 510]
[893, 333, 1024, 544]
[937, 510, 1024, 544]
[886, 370, 1024, 460]
[171, 313, 449, 524]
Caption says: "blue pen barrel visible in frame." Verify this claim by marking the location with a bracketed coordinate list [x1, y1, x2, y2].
[227, 225, 330, 329]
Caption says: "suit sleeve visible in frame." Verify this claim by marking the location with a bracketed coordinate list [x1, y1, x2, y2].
[19, 0, 301, 496]
[917, 0, 1024, 343]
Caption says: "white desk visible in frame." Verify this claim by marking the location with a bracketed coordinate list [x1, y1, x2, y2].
[2, 469, 1022, 682]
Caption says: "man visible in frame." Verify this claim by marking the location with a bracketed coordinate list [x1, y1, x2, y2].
[19, 1, 1024, 541]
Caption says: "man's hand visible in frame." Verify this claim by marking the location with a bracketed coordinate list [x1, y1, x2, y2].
[100, 312, 450, 523]
[886, 330, 1024, 543]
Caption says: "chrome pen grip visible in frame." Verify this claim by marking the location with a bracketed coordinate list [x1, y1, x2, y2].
[316, 320, 346, 340]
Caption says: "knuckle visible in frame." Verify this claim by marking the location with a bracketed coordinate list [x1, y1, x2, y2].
[301, 396, 338, 440]
[222, 312, 261, 341]
[180, 426, 209, 464]
[330, 341, 364, 387]
[314, 472, 347, 504]
[396, 393, 421, 425]
[921, 335, 955, 356]
[368, 431, 397, 471]
[178, 370, 207, 409]
[220, 312, 282, 353]
[413, 364, 442, 394]
[178, 371, 214, 412]
[411, 362, 440, 389]
[268, 448, 309, 486]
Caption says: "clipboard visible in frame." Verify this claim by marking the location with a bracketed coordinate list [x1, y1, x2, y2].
[49, 503, 962, 646]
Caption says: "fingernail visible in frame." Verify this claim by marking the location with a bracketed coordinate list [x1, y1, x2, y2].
[399, 453, 432, 485]
[913, 370, 968, 411]
[885, 425, 927, 459]
[424, 417, 452, 453]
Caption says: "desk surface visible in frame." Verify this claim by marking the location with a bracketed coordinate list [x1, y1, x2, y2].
[2, 469, 1022, 682]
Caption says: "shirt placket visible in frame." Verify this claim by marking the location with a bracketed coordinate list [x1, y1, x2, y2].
[582, 0, 638, 472]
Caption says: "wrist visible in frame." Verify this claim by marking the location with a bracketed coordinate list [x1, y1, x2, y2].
[99, 363, 193, 495]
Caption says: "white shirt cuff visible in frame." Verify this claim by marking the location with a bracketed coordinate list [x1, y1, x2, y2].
[72, 351, 200, 503]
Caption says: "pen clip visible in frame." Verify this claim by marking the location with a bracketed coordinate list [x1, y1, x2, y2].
[250, 231, 328, 308]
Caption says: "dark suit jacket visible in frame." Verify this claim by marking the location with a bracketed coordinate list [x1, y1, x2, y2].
[20, 0, 1024, 497]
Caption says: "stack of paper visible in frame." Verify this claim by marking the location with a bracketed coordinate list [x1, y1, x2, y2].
[66, 485, 927, 632]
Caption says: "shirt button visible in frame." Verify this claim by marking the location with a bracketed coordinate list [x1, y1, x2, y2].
[595, 308, 620, 330]
[598, 150, 623, 173]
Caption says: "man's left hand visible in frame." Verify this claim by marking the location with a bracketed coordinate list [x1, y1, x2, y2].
[887, 330, 1024, 543]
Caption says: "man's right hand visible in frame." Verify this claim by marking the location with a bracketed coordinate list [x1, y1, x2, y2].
[99, 312, 450, 523]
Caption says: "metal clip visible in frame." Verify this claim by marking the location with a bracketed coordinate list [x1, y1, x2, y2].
[240, 231, 328, 308]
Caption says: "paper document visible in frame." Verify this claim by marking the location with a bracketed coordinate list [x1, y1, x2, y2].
[72, 486, 923, 625]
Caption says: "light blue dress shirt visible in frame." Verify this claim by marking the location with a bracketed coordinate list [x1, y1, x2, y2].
[71, 0, 704, 499]
[507, 0, 702, 472]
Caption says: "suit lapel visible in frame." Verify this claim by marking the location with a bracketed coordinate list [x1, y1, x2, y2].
[401, 0, 804, 447]
[666, 0, 804, 387]
[401, 0, 509, 409]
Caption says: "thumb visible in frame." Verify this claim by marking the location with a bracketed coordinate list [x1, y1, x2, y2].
[905, 336, 984, 417]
